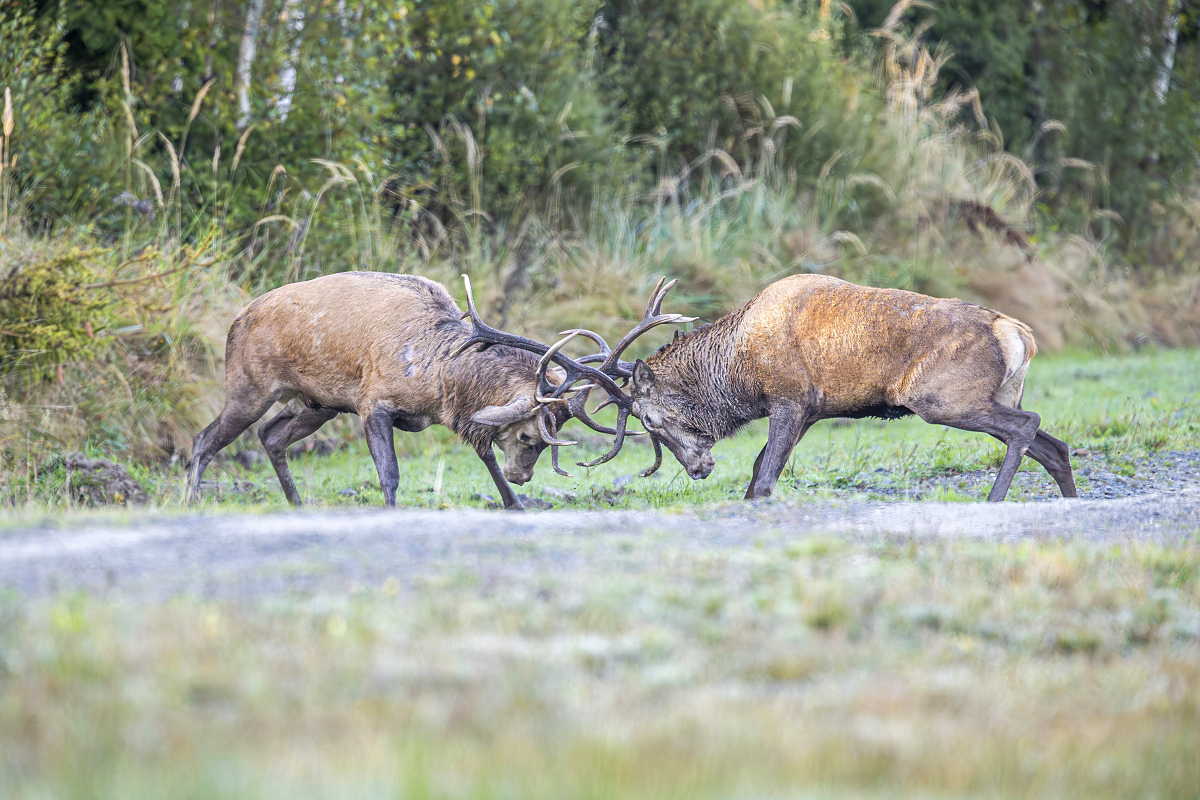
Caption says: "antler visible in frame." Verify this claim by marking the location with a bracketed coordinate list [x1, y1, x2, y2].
[640, 435, 664, 478]
[453, 274, 559, 359]
[555, 328, 613, 366]
[540, 278, 695, 472]
[566, 277, 694, 471]
[599, 277, 696, 375]
[454, 276, 634, 441]
[454, 274, 692, 476]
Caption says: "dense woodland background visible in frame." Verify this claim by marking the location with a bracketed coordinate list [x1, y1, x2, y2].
[1, 0, 1199, 468]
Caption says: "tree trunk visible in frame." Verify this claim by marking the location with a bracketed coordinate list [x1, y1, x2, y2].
[275, 0, 307, 121]
[236, 0, 267, 131]
[1154, 2, 1180, 104]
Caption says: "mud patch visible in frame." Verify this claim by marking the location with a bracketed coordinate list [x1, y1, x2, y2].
[63, 454, 148, 506]
[195, 478, 270, 503]
[288, 437, 341, 459]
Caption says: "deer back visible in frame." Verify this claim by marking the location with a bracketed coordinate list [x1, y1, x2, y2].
[225, 272, 542, 423]
[731, 274, 1031, 415]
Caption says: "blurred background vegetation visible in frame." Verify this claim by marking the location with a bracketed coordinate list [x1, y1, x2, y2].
[1, 0, 1198, 479]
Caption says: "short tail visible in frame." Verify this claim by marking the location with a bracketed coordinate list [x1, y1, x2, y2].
[992, 317, 1036, 408]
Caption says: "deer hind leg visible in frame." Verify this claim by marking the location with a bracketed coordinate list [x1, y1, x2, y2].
[188, 393, 278, 503]
[258, 402, 339, 506]
[915, 402, 1041, 502]
[1026, 428, 1078, 498]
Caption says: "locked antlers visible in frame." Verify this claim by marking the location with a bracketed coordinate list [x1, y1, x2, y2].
[455, 274, 692, 476]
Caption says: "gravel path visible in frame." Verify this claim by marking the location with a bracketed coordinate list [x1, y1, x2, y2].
[1, 484, 1197, 601]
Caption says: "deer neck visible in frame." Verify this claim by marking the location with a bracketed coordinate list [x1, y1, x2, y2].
[646, 312, 756, 439]
[441, 338, 540, 447]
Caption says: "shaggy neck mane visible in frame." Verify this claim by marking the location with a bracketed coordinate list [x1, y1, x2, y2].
[646, 305, 755, 439]
[439, 324, 541, 450]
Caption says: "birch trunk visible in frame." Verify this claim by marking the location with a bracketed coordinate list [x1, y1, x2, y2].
[236, 0, 267, 131]
[1154, 3, 1179, 104]
[275, 0, 306, 121]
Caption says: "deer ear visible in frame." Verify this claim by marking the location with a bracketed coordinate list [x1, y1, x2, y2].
[471, 395, 536, 426]
[633, 359, 656, 393]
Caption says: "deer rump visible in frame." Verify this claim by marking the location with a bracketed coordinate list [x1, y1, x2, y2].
[187, 272, 568, 510]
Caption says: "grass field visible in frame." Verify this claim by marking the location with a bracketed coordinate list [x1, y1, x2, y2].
[66, 345, 1195, 512]
[1, 347, 1198, 799]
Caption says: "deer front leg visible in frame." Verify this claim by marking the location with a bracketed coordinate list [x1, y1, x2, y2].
[475, 444, 524, 511]
[362, 406, 400, 507]
[747, 407, 812, 500]
[745, 444, 768, 500]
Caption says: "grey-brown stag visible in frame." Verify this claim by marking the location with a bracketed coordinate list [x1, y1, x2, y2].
[188, 272, 603, 509]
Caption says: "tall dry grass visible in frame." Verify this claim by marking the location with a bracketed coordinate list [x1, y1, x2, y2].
[0, 68, 244, 491]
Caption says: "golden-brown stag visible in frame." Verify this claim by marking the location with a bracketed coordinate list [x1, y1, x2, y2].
[572, 274, 1076, 502]
[188, 272, 581, 509]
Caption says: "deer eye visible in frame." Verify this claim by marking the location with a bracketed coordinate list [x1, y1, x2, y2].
[641, 411, 662, 430]
[518, 432, 533, 444]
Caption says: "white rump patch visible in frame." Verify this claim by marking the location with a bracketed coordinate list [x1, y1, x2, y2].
[993, 320, 1032, 408]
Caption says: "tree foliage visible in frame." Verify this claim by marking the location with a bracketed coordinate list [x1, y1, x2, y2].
[846, 0, 1200, 248]
[2, 0, 1199, 264]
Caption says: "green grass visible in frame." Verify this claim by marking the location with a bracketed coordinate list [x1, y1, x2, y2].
[56, 345, 1191, 514]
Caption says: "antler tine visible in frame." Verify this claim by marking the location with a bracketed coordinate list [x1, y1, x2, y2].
[550, 444, 572, 478]
[576, 405, 637, 468]
[535, 331, 601, 403]
[646, 276, 670, 316]
[566, 386, 613, 434]
[539, 407, 575, 478]
[537, 405, 577, 447]
[558, 328, 611, 359]
[453, 274, 561, 359]
[557, 328, 639, 374]
[565, 386, 646, 437]
[535, 331, 582, 401]
[639, 435, 664, 477]
[600, 277, 697, 374]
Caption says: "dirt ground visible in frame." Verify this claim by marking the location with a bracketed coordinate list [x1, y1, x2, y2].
[2, 485, 1196, 601]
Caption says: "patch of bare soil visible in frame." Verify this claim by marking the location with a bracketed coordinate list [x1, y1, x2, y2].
[822, 450, 1200, 502]
[0, 482, 1197, 601]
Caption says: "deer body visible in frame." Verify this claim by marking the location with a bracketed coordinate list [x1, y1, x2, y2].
[630, 274, 1077, 501]
[188, 272, 564, 509]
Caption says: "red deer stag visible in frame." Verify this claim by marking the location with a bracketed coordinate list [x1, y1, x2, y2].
[188, 272, 609, 509]
[534, 274, 1077, 502]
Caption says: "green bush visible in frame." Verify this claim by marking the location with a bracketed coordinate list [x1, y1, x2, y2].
[596, 0, 860, 179]
[380, 0, 628, 223]
[845, 0, 1200, 254]
[0, 249, 110, 384]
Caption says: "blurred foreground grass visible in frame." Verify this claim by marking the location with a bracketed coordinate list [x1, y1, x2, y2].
[1, 527, 1198, 798]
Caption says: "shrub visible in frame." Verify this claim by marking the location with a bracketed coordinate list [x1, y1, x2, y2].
[0, 248, 110, 384]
